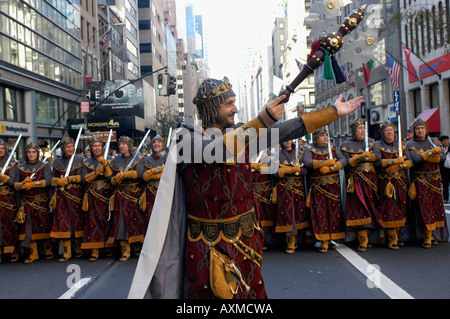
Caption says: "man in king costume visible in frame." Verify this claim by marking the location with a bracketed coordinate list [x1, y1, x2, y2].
[340, 119, 381, 252]
[407, 118, 448, 248]
[128, 75, 363, 299]
[303, 128, 346, 253]
[374, 120, 413, 250]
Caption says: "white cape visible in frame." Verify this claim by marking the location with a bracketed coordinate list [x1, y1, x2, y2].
[128, 136, 187, 299]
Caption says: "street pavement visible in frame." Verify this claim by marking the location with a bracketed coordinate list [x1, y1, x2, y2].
[1, 206, 450, 300]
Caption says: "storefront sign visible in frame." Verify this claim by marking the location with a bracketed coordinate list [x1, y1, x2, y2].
[86, 80, 144, 118]
[0, 122, 29, 136]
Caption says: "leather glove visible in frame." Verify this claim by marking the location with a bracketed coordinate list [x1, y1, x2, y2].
[291, 165, 301, 175]
[386, 164, 401, 174]
[394, 157, 405, 164]
[319, 166, 331, 175]
[97, 156, 108, 166]
[250, 163, 260, 171]
[51, 177, 61, 187]
[57, 177, 69, 188]
[143, 169, 153, 182]
[122, 171, 137, 179]
[112, 172, 124, 185]
[313, 159, 335, 169]
[331, 161, 343, 172]
[426, 154, 441, 163]
[0, 173, 9, 184]
[278, 167, 293, 178]
[349, 155, 361, 167]
[432, 147, 442, 155]
[23, 181, 35, 191]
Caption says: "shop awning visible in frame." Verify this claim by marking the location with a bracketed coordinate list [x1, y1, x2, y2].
[410, 108, 441, 133]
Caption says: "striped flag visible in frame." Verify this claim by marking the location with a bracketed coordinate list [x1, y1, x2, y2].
[101, 28, 112, 53]
[341, 65, 353, 85]
[386, 54, 401, 89]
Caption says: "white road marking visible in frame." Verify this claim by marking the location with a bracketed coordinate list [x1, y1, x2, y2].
[58, 277, 92, 299]
[335, 243, 414, 299]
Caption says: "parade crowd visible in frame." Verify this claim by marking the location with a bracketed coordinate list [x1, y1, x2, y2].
[0, 117, 448, 267]
[0, 134, 167, 264]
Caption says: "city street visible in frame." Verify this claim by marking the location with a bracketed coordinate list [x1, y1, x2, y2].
[1, 206, 450, 300]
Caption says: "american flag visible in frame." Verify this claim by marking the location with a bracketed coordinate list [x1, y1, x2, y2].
[386, 54, 401, 89]
[101, 28, 112, 53]
[341, 65, 353, 85]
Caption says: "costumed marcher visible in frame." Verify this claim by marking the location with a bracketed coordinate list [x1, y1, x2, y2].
[15, 143, 52, 263]
[375, 120, 413, 250]
[303, 128, 346, 253]
[340, 119, 381, 251]
[273, 140, 307, 254]
[407, 119, 448, 248]
[251, 149, 276, 248]
[50, 137, 85, 262]
[108, 136, 146, 261]
[128, 75, 364, 300]
[142, 135, 167, 232]
[81, 136, 114, 261]
[0, 139, 19, 262]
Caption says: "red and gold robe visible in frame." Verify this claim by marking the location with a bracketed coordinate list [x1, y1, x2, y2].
[0, 159, 18, 253]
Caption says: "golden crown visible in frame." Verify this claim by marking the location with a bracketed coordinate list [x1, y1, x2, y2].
[193, 77, 233, 106]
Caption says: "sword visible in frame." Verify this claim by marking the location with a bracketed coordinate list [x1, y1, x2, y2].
[0, 134, 22, 185]
[103, 129, 113, 160]
[427, 135, 437, 157]
[124, 129, 152, 172]
[61, 127, 83, 191]
[30, 140, 60, 180]
[166, 127, 173, 150]
[325, 126, 335, 171]
[364, 121, 370, 160]
[398, 115, 403, 158]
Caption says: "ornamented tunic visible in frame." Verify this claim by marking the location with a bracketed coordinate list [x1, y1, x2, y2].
[251, 152, 275, 227]
[0, 157, 18, 253]
[303, 143, 346, 241]
[273, 147, 307, 233]
[51, 155, 85, 239]
[16, 161, 52, 245]
[142, 152, 166, 231]
[81, 156, 113, 249]
[375, 139, 412, 229]
[340, 138, 381, 229]
[407, 138, 445, 231]
[107, 154, 146, 244]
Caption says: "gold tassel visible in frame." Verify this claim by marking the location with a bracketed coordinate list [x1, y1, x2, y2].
[271, 185, 277, 204]
[384, 180, 394, 199]
[50, 192, 57, 211]
[347, 176, 355, 193]
[305, 189, 312, 208]
[14, 205, 25, 224]
[139, 190, 147, 212]
[82, 192, 89, 212]
[109, 194, 115, 215]
[408, 183, 416, 200]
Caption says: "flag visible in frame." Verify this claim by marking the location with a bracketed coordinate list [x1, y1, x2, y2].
[362, 59, 374, 86]
[296, 59, 303, 72]
[386, 54, 401, 89]
[101, 28, 112, 53]
[341, 65, 354, 85]
[402, 45, 419, 83]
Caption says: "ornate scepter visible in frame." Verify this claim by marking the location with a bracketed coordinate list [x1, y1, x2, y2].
[278, 4, 367, 103]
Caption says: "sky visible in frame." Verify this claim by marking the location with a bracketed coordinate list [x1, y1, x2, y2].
[175, 0, 282, 87]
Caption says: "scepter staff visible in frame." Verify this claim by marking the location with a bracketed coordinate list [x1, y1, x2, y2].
[278, 5, 367, 104]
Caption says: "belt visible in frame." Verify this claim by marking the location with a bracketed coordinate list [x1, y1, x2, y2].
[310, 173, 339, 186]
[188, 209, 263, 268]
[412, 170, 441, 181]
[88, 180, 110, 191]
[351, 162, 375, 173]
[378, 169, 406, 179]
[116, 182, 140, 193]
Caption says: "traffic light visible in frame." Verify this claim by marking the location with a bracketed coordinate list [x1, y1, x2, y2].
[157, 74, 163, 90]
[168, 75, 177, 96]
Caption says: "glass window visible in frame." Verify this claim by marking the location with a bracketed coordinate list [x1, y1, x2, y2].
[36, 93, 59, 125]
[368, 80, 387, 107]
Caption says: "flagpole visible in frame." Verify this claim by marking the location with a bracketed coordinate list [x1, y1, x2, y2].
[400, 42, 442, 80]
[386, 50, 423, 85]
